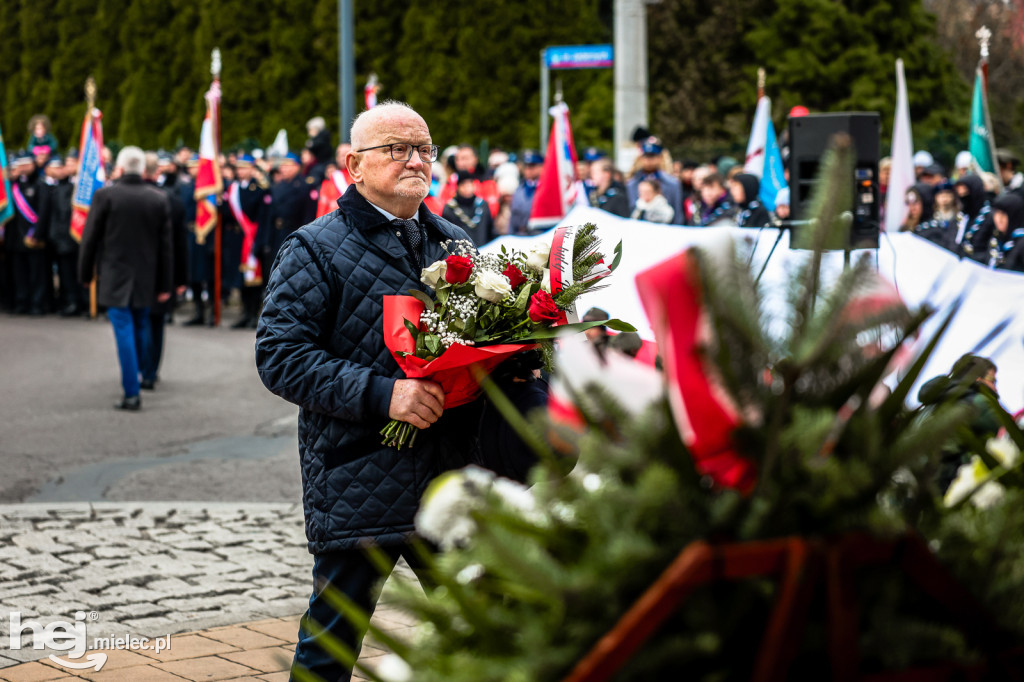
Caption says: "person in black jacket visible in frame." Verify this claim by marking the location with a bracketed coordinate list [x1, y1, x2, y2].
[79, 147, 172, 410]
[730, 173, 772, 228]
[256, 102, 491, 682]
[44, 155, 87, 316]
[255, 153, 317, 279]
[7, 152, 50, 315]
[441, 170, 494, 246]
[589, 158, 631, 217]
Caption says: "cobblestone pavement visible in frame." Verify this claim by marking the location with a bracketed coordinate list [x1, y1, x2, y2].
[0, 503, 316, 668]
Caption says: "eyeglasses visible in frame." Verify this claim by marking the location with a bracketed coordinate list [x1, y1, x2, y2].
[356, 143, 439, 163]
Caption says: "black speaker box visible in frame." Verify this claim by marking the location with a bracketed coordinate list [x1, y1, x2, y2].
[788, 112, 881, 249]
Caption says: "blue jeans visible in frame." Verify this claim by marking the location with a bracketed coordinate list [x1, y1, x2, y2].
[107, 306, 151, 397]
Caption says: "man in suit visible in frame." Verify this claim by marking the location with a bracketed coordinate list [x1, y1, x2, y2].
[79, 147, 172, 410]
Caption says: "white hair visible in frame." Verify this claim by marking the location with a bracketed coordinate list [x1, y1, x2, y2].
[349, 100, 418, 150]
[307, 116, 326, 133]
[116, 146, 146, 175]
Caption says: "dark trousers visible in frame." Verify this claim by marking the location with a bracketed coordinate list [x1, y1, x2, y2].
[56, 251, 87, 312]
[107, 306, 151, 397]
[291, 545, 430, 682]
[146, 311, 166, 383]
[12, 249, 47, 313]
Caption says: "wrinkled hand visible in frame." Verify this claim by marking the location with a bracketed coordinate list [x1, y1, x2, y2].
[389, 379, 445, 429]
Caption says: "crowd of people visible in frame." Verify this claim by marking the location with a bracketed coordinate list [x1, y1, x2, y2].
[4, 112, 1024, 331]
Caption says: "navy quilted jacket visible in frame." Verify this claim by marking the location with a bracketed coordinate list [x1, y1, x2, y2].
[255, 186, 475, 553]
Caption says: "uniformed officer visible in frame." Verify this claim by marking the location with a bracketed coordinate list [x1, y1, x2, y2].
[256, 152, 317, 280]
[182, 155, 213, 326]
[8, 151, 50, 315]
[225, 153, 269, 328]
[219, 162, 244, 306]
[508, 150, 543, 235]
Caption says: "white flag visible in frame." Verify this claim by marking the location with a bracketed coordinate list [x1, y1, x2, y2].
[885, 59, 915, 233]
[744, 95, 770, 178]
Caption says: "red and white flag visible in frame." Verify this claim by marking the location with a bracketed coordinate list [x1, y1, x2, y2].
[365, 73, 379, 110]
[528, 102, 586, 231]
[194, 79, 222, 244]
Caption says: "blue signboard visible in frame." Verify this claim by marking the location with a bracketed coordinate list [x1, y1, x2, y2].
[545, 44, 614, 70]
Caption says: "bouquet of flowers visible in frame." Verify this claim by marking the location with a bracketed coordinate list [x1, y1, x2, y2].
[380, 223, 633, 448]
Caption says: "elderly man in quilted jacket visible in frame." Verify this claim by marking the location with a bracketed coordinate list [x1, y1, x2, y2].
[256, 101, 481, 681]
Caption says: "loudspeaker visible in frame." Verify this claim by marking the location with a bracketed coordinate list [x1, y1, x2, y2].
[788, 112, 881, 249]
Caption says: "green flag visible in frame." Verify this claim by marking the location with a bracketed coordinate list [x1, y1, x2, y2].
[969, 67, 997, 176]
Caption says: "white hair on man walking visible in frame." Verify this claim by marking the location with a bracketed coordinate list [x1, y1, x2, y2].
[349, 100, 419, 150]
[307, 116, 326, 134]
[115, 146, 146, 176]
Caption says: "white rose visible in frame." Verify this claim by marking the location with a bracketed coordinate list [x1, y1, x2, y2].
[420, 260, 447, 289]
[541, 268, 551, 293]
[986, 434, 1021, 469]
[526, 241, 551, 273]
[473, 270, 512, 303]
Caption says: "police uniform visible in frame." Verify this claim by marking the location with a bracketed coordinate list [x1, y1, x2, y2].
[227, 166, 269, 328]
[257, 163, 318, 280]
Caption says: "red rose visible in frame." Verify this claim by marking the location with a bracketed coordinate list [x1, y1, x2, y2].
[528, 290, 562, 324]
[502, 263, 527, 289]
[444, 255, 474, 284]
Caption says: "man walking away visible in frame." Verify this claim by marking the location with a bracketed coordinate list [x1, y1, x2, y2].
[79, 147, 172, 410]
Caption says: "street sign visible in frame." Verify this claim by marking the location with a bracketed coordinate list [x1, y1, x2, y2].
[545, 44, 613, 70]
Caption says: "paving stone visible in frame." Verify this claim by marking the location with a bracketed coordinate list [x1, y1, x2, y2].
[241, 621, 298, 645]
[0, 660, 73, 681]
[133, 634, 237, 663]
[154, 655, 257, 681]
[198, 627, 286, 651]
[75, 664, 187, 681]
[256, 673, 289, 682]
[10, 536, 74, 555]
[217, 646, 291, 674]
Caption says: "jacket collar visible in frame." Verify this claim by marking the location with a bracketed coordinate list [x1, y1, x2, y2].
[336, 184, 462, 265]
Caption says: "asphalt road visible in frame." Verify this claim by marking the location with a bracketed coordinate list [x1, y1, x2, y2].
[0, 308, 301, 503]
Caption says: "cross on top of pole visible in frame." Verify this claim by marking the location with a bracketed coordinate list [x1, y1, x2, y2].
[211, 48, 222, 79]
[976, 25, 991, 59]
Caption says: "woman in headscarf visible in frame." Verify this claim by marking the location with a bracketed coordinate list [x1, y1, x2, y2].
[986, 193, 1024, 272]
[729, 173, 772, 228]
[956, 174, 992, 258]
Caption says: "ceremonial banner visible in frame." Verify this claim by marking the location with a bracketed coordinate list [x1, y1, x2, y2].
[743, 95, 787, 211]
[969, 66, 998, 179]
[70, 107, 105, 242]
[194, 80, 222, 244]
[365, 73, 379, 110]
[528, 102, 581, 230]
[885, 59, 915, 233]
[227, 182, 261, 286]
[0, 125, 12, 226]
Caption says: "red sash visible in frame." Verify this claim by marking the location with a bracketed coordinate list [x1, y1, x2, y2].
[228, 182, 262, 286]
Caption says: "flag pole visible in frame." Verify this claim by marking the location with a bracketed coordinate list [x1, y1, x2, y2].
[86, 76, 99, 320]
[212, 48, 222, 327]
[976, 25, 991, 92]
[757, 67, 765, 100]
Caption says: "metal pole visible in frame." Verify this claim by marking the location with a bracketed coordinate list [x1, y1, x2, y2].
[86, 77, 98, 320]
[540, 50, 549, 152]
[614, 0, 649, 171]
[340, 0, 355, 143]
[212, 48, 222, 326]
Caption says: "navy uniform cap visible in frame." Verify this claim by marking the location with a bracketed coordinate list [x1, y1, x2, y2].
[641, 139, 663, 156]
[522, 150, 543, 165]
[13, 150, 34, 165]
[583, 147, 605, 162]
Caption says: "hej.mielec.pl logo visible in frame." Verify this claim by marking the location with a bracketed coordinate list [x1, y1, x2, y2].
[7, 610, 171, 671]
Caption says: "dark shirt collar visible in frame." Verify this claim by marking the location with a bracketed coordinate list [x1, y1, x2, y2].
[337, 184, 436, 231]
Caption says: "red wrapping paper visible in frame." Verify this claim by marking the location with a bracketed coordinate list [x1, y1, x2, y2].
[635, 250, 757, 494]
[382, 295, 535, 408]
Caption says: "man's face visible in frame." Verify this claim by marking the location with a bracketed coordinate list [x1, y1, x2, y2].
[278, 160, 300, 181]
[729, 180, 746, 205]
[523, 163, 542, 181]
[1000, 163, 1015, 184]
[349, 110, 432, 207]
[879, 165, 891, 186]
[236, 165, 253, 181]
[14, 161, 33, 178]
[776, 203, 790, 219]
[336, 144, 351, 168]
[640, 154, 660, 172]
[681, 168, 694, 185]
[455, 148, 477, 172]
[994, 209, 1009, 234]
[589, 163, 610, 187]
[456, 179, 475, 199]
[44, 164, 64, 180]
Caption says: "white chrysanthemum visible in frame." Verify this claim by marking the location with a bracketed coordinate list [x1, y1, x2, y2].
[526, 241, 551, 273]
[420, 260, 447, 289]
[541, 268, 551, 293]
[473, 270, 512, 303]
[986, 434, 1021, 469]
[375, 654, 413, 682]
